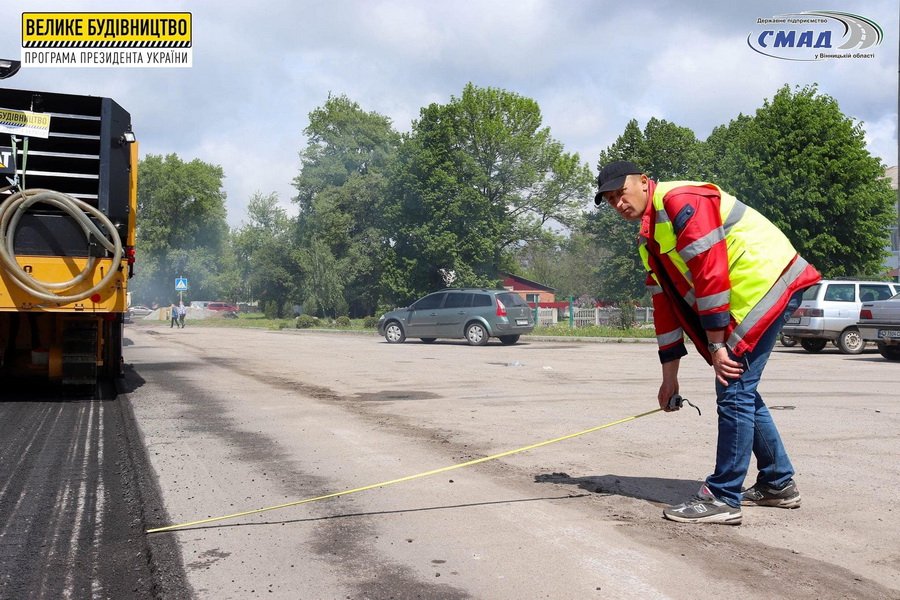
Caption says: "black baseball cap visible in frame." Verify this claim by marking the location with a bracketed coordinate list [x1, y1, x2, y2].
[594, 160, 644, 205]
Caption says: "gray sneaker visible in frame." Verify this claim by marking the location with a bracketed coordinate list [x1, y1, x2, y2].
[741, 480, 801, 508]
[663, 485, 742, 525]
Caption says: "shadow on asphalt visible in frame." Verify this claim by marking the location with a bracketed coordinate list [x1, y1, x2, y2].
[147, 493, 590, 534]
[535, 472, 699, 505]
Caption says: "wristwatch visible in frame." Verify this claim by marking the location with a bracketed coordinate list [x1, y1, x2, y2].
[707, 342, 728, 354]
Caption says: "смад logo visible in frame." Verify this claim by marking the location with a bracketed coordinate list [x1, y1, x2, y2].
[748, 11, 882, 61]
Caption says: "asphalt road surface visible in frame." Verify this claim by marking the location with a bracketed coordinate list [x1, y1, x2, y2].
[3, 323, 899, 599]
[0, 378, 188, 600]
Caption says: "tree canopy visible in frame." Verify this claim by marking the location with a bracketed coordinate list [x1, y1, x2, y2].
[699, 84, 895, 278]
[583, 118, 700, 301]
[291, 93, 400, 316]
[383, 83, 594, 303]
[584, 86, 895, 301]
[232, 192, 294, 314]
[131, 83, 896, 316]
[132, 153, 235, 305]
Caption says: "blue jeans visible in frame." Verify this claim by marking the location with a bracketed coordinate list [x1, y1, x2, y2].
[705, 291, 803, 507]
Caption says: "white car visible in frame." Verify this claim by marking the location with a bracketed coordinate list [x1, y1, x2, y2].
[782, 279, 900, 354]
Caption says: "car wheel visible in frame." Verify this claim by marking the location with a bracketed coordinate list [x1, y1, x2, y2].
[465, 322, 489, 346]
[384, 321, 406, 343]
[836, 328, 866, 354]
[498, 335, 520, 345]
[877, 342, 900, 361]
[420, 338, 437, 343]
[779, 334, 797, 347]
[800, 338, 828, 353]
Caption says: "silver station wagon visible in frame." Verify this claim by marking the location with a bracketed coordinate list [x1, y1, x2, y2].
[782, 279, 900, 354]
[377, 288, 535, 346]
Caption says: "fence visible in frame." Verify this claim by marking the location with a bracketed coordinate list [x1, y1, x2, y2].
[535, 306, 654, 328]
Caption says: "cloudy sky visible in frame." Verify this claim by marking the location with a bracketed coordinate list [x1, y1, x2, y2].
[5, 1, 898, 227]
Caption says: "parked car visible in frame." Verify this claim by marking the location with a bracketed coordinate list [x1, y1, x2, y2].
[377, 288, 535, 346]
[781, 279, 900, 354]
[125, 305, 154, 323]
[857, 292, 900, 361]
[129, 305, 153, 317]
[206, 302, 238, 317]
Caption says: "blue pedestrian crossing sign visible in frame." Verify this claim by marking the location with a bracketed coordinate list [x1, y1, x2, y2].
[175, 278, 188, 291]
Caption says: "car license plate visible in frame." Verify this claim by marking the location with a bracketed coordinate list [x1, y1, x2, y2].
[516, 319, 529, 326]
[878, 329, 900, 339]
[786, 317, 800, 324]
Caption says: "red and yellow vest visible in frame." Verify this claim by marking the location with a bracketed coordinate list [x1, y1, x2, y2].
[639, 181, 818, 358]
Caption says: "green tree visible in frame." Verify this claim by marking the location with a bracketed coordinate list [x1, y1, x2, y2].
[133, 154, 234, 305]
[233, 192, 294, 309]
[292, 94, 399, 316]
[700, 84, 894, 277]
[384, 83, 593, 303]
[516, 228, 601, 300]
[297, 237, 347, 318]
[582, 118, 700, 301]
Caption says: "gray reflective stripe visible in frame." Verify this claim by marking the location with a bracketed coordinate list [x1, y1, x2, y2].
[647, 284, 663, 296]
[679, 227, 725, 262]
[729, 256, 810, 348]
[657, 328, 684, 347]
[723, 200, 747, 234]
[656, 209, 671, 225]
[697, 290, 730, 312]
[683, 289, 696, 307]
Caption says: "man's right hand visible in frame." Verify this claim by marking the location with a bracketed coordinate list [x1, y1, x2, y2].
[658, 382, 680, 411]
[659, 360, 680, 411]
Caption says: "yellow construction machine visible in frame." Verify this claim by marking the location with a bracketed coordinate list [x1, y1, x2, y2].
[0, 86, 136, 390]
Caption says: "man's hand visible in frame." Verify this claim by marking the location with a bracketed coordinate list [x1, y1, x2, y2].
[712, 347, 743, 385]
[658, 360, 680, 410]
[658, 381, 680, 411]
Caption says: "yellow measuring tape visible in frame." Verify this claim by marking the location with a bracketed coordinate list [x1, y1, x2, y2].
[146, 407, 663, 534]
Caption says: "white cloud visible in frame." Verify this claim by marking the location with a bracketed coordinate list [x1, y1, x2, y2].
[4, 0, 897, 227]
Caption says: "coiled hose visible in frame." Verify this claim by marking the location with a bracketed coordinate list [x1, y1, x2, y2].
[0, 188, 123, 304]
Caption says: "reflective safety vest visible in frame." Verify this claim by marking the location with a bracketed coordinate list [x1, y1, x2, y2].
[639, 181, 813, 355]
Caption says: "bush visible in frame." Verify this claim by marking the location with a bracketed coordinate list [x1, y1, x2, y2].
[616, 301, 636, 330]
[264, 300, 279, 320]
[363, 316, 379, 329]
[295, 314, 320, 329]
[336, 316, 351, 327]
[281, 301, 295, 319]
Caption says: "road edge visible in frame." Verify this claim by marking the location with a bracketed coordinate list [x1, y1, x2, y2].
[115, 369, 194, 600]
